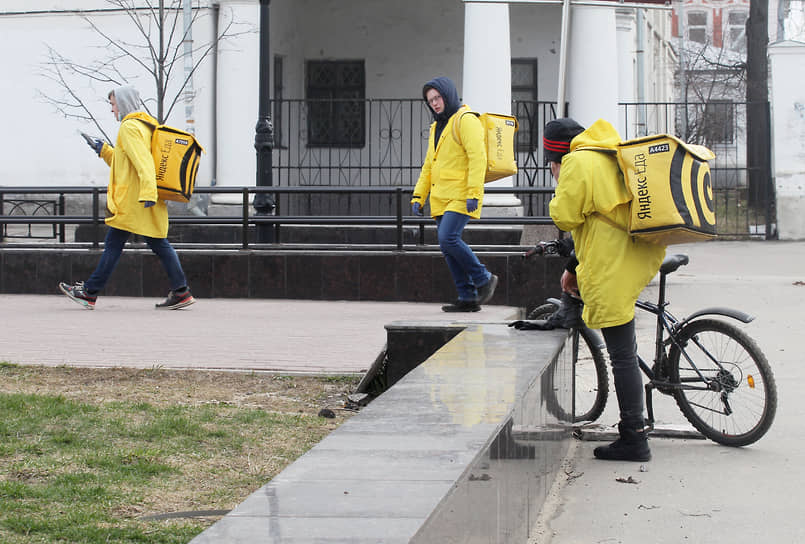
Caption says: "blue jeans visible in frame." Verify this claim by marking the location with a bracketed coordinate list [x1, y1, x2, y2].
[435, 211, 491, 301]
[601, 319, 645, 428]
[84, 227, 187, 294]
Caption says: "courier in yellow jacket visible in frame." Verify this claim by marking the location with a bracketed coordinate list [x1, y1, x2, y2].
[545, 117, 665, 462]
[411, 77, 498, 312]
[101, 109, 167, 239]
[58, 85, 195, 311]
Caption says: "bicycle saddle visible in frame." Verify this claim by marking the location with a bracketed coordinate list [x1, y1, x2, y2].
[660, 254, 689, 275]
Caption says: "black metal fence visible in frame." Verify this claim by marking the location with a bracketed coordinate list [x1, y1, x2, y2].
[0, 186, 557, 250]
[269, 98, 558, 218]
[269, 98, 769, 237]
[1, 99, 771, 245]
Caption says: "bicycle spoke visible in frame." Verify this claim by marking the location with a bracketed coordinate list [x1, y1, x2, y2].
[671, 319, 776, 447]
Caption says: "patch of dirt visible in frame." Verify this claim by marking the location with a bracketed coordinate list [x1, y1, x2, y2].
[0, 365, 360, 416]
[0, 364, 363, 520]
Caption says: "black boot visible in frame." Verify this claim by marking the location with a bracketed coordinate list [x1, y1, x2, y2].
[593, 422, 651, 462]
[553, 292, 583, 328]
[538, 292, 584, 330]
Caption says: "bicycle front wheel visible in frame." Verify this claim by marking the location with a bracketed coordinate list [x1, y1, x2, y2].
[530, 303, 609, 423]
[669, 319, 777, 447]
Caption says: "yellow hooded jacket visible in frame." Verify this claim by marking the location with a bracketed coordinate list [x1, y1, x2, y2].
[412, 109, 487, 219]
[99, 111, 169, 239]
[549, 119, 666, 329]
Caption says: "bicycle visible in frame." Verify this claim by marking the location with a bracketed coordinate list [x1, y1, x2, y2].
[523, 241, 778, 447]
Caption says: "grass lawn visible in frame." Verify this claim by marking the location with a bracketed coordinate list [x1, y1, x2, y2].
[0, 363, 359, 543]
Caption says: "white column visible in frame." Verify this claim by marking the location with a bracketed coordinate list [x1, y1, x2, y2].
[463, 2, 511, 113]
[214, 2, 259, 205]
[565, 5, 620, 129]
[463, 1, 522, 213]
[769, 41, 805, 239]
[615, 8, 636, 137]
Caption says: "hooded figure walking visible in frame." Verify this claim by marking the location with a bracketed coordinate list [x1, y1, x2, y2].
[59, 84, 195, 310]
[411, 76, 498, 312]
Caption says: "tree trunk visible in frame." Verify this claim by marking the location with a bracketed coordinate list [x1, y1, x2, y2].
[745, 0, 770, 208]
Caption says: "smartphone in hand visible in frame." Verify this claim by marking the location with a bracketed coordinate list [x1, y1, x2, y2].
[80, 132, 96, 146]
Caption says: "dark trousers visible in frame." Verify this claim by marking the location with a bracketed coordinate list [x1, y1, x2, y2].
[601, 319, 645, 429]
[435, 211, 491, 301]
[85, 227, 187, 294]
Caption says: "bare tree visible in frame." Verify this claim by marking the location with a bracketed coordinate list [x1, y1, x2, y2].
[675, 39, 746, 149]
[39, 0, 252, 139]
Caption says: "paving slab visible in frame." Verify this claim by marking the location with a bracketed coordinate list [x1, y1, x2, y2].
[0, 296, 517, 374]
[532, 240, 805, 544]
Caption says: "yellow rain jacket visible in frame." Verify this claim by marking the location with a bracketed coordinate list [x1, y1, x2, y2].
[99, 111, 169, 239]
[549, 119, 666, 329]
[412, 109, 487, 219]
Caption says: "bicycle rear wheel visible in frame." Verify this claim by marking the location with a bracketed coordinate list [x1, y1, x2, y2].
[530, 303, 609, 423]
[669, 318, 777, 447]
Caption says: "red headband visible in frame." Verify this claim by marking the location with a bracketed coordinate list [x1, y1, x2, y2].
[543, 137, 571, 153]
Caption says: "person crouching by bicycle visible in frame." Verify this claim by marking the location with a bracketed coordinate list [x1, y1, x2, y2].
[411, 76, 498, 312]
[59, 84, 195, 311]
[543, 117, 665, 461]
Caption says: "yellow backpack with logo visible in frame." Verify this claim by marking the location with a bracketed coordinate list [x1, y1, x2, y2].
[452, 106, 519, 183]
[137, 119, 204, 203]
[616, 134, 716, 245]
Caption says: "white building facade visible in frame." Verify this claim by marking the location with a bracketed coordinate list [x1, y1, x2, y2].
[0, 0, 674, 204]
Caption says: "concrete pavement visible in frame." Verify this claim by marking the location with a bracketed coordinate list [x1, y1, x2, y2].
[2, 240, 804, 544]
[0, 295, 517, 373]
[532, 240, 805, 544]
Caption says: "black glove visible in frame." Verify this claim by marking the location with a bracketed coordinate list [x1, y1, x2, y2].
[508, 320, 555, 331]
[81, 132, 105, 156]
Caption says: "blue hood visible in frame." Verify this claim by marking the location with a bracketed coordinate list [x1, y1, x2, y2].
[423, 76, 461, 122]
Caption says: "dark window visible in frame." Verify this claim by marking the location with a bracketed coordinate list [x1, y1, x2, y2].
[306, 60, 365, 148]
[273, 55, 284, 148]
[687, 11, 709, 44]
[511, 58, 538, 152]
[726, 10, 748, 52]
[703, 100, 735, 144]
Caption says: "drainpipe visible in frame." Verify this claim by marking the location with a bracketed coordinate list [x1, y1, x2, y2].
[556, 0, 572, 117]
[211, 3, 219, 190]
[636, 8, 646, 134]
[183, 0, 195, 136]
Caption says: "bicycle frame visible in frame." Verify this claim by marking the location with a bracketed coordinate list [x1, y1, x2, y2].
[533, 247, 776, 444]
[639, 260, 757, 425]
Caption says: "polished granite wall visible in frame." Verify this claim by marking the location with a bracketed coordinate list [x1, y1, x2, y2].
[0, 249, 567, 309]
[189, 324, 572, 544]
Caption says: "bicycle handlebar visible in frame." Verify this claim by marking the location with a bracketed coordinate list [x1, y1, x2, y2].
[523, 239, 577, 260]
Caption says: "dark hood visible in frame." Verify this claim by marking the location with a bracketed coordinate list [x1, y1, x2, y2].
[423, 76, 461, 122]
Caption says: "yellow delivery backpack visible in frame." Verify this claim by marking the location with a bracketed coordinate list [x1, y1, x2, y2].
[616, 134, 717, 246]
[137, 119, 204, 203]
[452, 106, 519, 183]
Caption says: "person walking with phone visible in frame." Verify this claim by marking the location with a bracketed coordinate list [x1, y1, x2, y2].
[59, 84, 194, 310]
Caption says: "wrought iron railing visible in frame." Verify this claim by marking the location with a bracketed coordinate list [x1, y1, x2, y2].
[0, 100, 771, 243]
[269, 98, 559, 217]
[0, 186, 557, 250]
